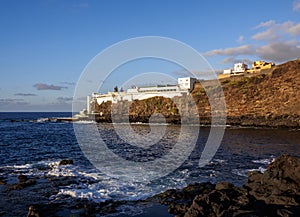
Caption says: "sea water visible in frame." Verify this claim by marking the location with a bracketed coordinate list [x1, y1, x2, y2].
[0, 112, 300, 214]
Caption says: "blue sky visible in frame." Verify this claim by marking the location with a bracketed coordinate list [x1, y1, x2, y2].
[0, 0, 300, 111]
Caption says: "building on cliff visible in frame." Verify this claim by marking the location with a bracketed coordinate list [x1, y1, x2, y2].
[247, 61, 275, 73]
[87, 77, 197, 114]
[218, 60, 275, 79]
[223, 63, 248, 76]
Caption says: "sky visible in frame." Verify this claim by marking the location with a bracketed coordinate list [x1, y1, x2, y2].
[0, 0, 300, 112]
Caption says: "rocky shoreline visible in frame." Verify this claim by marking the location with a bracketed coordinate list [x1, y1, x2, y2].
[0, 154, 299, 217]
[90, 114, 300, 129]
[153, 154, 300, 217]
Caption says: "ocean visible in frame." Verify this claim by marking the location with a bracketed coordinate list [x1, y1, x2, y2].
[0, 112, 300, 216]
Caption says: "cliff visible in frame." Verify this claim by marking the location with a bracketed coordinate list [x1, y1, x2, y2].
[219, 59, 300, 127]
[93, 59, 300, 128]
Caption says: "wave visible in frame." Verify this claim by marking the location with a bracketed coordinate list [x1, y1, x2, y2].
[252, 156, 275, 165]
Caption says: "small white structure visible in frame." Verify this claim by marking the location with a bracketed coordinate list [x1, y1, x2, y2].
[223, 62, 248, 75]
[232, 63, 248, 74]
[87, 77, 197, 114]
[178, 77, 197, 91]
[223, 69, 232, 74]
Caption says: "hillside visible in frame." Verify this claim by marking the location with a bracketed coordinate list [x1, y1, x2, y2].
[94, 59, 300, 128]
[219, 59, 300, 127]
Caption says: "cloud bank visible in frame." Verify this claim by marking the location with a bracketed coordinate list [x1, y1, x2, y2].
[204, 45, 256, 56]
[14, 93, 37, 96]
[57, 97, 73, 102]
[204, 18, 300, 64]
[0, 98, 29, 107]
[293, 0, 300, 11]
[33, 83, 67, 91]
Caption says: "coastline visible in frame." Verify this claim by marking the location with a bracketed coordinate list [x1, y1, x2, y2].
[80, 114, 300, 129]
[1, 154, 299, 217]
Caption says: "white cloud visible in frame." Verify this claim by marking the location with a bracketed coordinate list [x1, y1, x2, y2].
[57, 97, 73, 102]
[0, 97, 73, 112]
[204, 45, 255, 56]
[252, 20, 300, 41]
[252, 21, 294, 41]
[205, 19, 300, 66]
[61, 82, 76, 86]
[33, 83, 67, 91]
[288, 22, 300, 35]
[14, 93, 37, 96]
[254, 20, 276, 29]
[0, 98, 29, 108]
[237, 36, 245, 43]
[220, 57, 253, 65]
[257, 41, 300, 62]
[293, 0, 300, 11]
[205, 40, 300, 64]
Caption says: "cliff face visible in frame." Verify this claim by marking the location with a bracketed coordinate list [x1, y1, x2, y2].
[219, 59, 300, 127]
[94, 59, 300, 128]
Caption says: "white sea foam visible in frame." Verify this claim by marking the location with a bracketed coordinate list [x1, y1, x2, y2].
[232, 166, 267, 177]
[252, 156, 275, 165]
[36, 118, 51, 123]
[249, 166, 266, 173]
[0, 157, 266, 204]
[232, 156, 276, 178]
[73, 120, 96, 124]
[232, 169, 248, 177]
[0, 160, 156, 202]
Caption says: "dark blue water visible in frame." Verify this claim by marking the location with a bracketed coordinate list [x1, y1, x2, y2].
[0, 112, 300, 208]
[0, 112, 86, 165]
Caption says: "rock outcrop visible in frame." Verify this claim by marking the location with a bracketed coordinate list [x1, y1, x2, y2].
[58, 159, 74, 165]
[156, 154, 300, 217]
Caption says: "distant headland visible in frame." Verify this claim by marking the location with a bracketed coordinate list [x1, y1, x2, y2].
[75, 59, 300, 128]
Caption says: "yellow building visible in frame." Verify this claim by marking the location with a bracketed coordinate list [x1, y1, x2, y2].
[247, 61, 275, 73]
[217, 60, 275, 80]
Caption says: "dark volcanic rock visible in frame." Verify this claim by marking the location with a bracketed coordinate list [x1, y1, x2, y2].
[244, 154, 300, 206]
[18, 175, 29, 183]
[158, 154, 300, 217]
[184, 184, 252, 217]
[155, 182, 216, 216]
[27, 205, 40, 217]
[7, 175, 37, 190]
[59, 159, 74, 165]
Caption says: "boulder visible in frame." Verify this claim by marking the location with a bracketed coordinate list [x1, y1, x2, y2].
[27, 205, 40, 217]
[184, 183, 252, 217]
[59, 159, 74, 165]
[18, 175, 29, 183]
[244, 154, 300, 206]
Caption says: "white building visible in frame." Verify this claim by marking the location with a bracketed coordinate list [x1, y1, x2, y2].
[87, 77, 197, 114]
[223, 62, 248, 75]
[178, 77, 197, 91]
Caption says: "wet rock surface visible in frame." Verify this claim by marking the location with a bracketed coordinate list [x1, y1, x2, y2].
[58, 159, 74, 166]
[155, 154, 300, 217]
